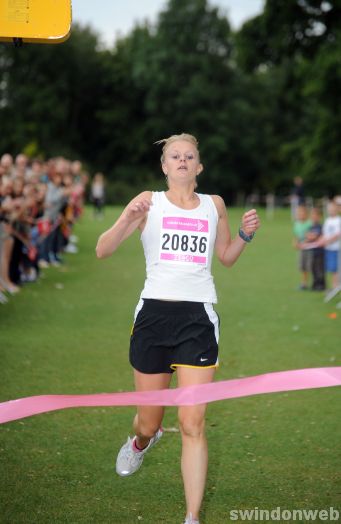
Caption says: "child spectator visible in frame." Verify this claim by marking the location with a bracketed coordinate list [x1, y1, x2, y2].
[293, 205, 312, 289]
[305, 208, 326, 291]
[323, 201, 341, 290]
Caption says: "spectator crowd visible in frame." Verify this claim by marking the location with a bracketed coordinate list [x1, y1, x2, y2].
[0, 153, 87, 305]
[293, 199, 341, 292]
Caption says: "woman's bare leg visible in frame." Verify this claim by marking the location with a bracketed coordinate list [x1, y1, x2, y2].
[177, 366, 216, 521]
[133, 369, 172, 448]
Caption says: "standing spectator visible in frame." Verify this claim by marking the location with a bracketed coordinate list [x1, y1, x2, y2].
[71, 160, 82, 180]
[72, 161, 87, 219]
[59, 173, 76, 252]
[1, 154, 14, 182]
[323, 201, 341, 290]
[305, 208, 325, 291]
[14, 154, 28, 180]
[290, 176, 305, 220]
[293, 205, 312, 290]
[91, 173, 105, 219]
[38, 172, 64, 267]
[0, 181, 21, 293]
[27, 159, 45, 183]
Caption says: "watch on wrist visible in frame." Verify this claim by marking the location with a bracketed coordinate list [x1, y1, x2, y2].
[239, 227, 255, 243]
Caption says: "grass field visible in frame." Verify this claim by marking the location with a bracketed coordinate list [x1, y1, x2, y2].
[0, 206, 340, 524]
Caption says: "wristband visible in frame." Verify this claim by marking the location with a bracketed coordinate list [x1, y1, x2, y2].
[239, 227, 255, 243]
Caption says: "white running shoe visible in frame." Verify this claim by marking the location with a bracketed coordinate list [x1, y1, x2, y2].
[116, 428, 163, 477]
[64, 243, 78, 254]
[184, 514, 199, 524]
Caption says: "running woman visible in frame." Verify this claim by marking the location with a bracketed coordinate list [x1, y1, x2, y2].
[96, 133, 260, 524]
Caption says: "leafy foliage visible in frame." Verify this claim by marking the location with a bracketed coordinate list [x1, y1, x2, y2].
[0, 0, 340, 200]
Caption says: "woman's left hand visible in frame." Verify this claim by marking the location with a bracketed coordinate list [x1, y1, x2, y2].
[241, 209, 261, 236]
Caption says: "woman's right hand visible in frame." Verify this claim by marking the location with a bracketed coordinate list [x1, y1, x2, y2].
[96, 191, 153, 258]
[122, 197, 153, 224]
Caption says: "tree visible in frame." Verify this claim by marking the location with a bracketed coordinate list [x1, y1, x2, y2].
[133, 0, 262, 199]
[236, 0, 341, 71]
[299, 28, 341, 194]
[0, 25, 105, 160]
[234, 0, 341, 196]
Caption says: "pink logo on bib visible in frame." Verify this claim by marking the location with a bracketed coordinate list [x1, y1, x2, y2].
[162, 217, 208, 233]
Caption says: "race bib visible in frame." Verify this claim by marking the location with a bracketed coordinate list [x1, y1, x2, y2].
[159, 216, 210, 266]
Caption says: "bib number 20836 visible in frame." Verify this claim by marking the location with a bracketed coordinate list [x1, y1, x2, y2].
[159, 216, 209, 266]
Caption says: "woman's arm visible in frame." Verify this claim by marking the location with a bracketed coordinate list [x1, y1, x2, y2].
[212, 195, 260, 267]
[96, 191, 152, 259]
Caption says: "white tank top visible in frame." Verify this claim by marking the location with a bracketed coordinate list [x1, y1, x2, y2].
[140, 191, 218, 303]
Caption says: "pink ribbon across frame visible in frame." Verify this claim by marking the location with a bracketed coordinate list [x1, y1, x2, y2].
[0, 367, 340, 424]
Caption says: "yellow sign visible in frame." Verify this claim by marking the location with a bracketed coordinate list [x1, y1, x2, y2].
[0, 0, 72, 43]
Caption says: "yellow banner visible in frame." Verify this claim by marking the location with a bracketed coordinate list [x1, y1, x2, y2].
[0, 0, 71, 43]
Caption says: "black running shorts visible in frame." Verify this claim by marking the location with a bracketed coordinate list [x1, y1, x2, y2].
[129, 299, 219, 374]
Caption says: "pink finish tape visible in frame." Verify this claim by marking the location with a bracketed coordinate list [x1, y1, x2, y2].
[0, 367, 340, 424]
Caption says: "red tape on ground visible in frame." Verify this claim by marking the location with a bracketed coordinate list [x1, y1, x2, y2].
[1, 367, 340, 424]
